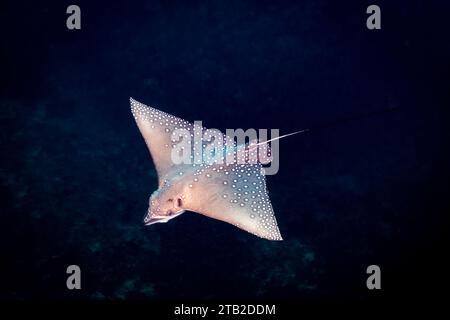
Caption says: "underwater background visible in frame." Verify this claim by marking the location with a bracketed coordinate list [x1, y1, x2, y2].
[1, 0, 449, 301]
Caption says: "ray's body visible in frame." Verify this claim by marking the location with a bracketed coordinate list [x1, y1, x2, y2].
[130, 98, 283, 240]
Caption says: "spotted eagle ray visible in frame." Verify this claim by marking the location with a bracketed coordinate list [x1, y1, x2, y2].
[130, 98, 283, 240]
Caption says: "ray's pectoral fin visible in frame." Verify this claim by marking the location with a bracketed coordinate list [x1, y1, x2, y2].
[130, 98, 193, 186]
[184, 163, 283, 241]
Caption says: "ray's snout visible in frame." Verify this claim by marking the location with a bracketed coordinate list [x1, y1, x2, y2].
[143, 201, 166, 225]
[143, 210, 153, 225]
[143, 212, 167, 225]
[143, 188, 186, 226]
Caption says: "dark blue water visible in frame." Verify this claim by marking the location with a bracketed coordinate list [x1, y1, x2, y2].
[1, 0, 449, 301]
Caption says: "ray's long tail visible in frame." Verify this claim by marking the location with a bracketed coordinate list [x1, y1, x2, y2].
[249, 105, 399, 149]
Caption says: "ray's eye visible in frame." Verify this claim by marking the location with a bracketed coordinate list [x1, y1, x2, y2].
[167, 198, 173, 203]
[177, 198, 183, 207]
